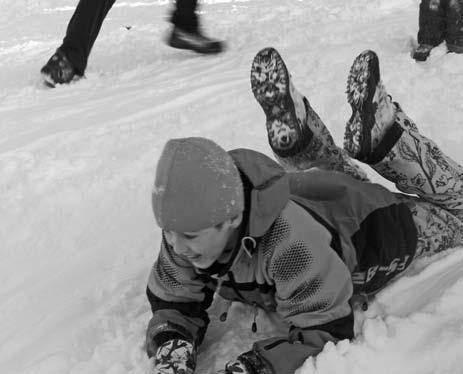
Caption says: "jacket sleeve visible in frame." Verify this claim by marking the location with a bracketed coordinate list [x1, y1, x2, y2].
[240, 203, 354, 374]
[145, 234, 215, 357]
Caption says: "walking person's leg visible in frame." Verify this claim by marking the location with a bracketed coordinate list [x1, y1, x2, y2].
[41, 0, 116, 86]
[344, 50, 463, 258]
[413, 0, 447, 61]
[445, 0, 463, 53]
[250, 47, 368, 181]
[171, 0, 199, 33]
[61, 0, 116, 75]
[167, 0, 224, 54]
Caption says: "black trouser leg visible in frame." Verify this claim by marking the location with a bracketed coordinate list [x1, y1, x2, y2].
[445, 0, 463, 52]
[417, 0, 447, 46]
[171, 0, 199, 33]
[59, 0, 116, 75]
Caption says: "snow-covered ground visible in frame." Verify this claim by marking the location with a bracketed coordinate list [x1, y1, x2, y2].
[2, 1, 463, 373]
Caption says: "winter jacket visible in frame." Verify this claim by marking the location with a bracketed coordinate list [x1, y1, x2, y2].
[146, 149, 417, 374]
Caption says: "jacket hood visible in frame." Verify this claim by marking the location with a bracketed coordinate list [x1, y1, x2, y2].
[229, 148, 290, 237]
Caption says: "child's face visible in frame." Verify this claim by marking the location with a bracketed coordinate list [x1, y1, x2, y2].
[164, 220, 237, 269]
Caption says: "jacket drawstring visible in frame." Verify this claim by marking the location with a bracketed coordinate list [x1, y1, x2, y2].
[216, 277, 233, 322]
[241, 236, 256, 259]
[218, 236, 258, 329]
[360, 292, 369, 311]
[240, 236, 259, 332]
[220, 300, 259, 333]
[252, 303, 258, 333]
[219, 299, 233, 322]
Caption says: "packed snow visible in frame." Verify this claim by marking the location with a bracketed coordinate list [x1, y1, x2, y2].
[1, 0, 463, 374]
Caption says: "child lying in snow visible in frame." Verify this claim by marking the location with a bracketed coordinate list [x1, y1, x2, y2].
[145, 47, 463, 374]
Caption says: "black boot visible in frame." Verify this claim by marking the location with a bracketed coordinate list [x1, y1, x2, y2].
[40, 49, 78, 87]
[412, 44, 434, 61]
[167, 26, 224, 54]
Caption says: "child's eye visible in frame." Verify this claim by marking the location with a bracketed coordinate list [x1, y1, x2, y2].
[182, 233, 197, 239]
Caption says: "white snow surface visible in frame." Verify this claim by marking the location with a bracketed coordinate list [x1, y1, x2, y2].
[2, 0, 463, 373]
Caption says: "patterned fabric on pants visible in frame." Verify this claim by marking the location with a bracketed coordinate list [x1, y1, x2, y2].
[285, 103, 463, 260]
[371, 105, 463, 258]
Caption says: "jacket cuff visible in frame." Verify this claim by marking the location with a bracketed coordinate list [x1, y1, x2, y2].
[146, 320, 195, 357]
[238, 351, 272, 374]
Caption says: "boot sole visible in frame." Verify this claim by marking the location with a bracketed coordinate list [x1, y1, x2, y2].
[344, 50, 380, 161]
[250, 47, 307, 157]
[168, 36, 223, 54]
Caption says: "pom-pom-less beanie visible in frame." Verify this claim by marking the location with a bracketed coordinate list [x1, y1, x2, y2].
[152, 137, 245, 232]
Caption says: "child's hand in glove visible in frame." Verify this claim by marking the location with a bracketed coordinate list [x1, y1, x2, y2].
[154, 339, 196, 374]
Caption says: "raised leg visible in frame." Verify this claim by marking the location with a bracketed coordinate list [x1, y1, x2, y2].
[344, 49, 463, 258]
[376, 109, 463, 257]
[250, 47, 368, 181]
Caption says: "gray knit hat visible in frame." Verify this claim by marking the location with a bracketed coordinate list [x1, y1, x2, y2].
[152, 137, 245, 232]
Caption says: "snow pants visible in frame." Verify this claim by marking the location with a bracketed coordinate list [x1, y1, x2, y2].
[285, 103, 463, 260]
[417, 0, 463, 52]
[368, 105, 463, 259]
[59, 0, 199, 75]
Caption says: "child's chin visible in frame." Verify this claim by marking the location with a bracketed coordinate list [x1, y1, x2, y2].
[192, 259, 214, 269]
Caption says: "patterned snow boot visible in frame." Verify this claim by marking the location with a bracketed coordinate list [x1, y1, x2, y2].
[250, 47, 312, 159]
[344, 50, 397, 164]
[250, 47, 367, 180]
